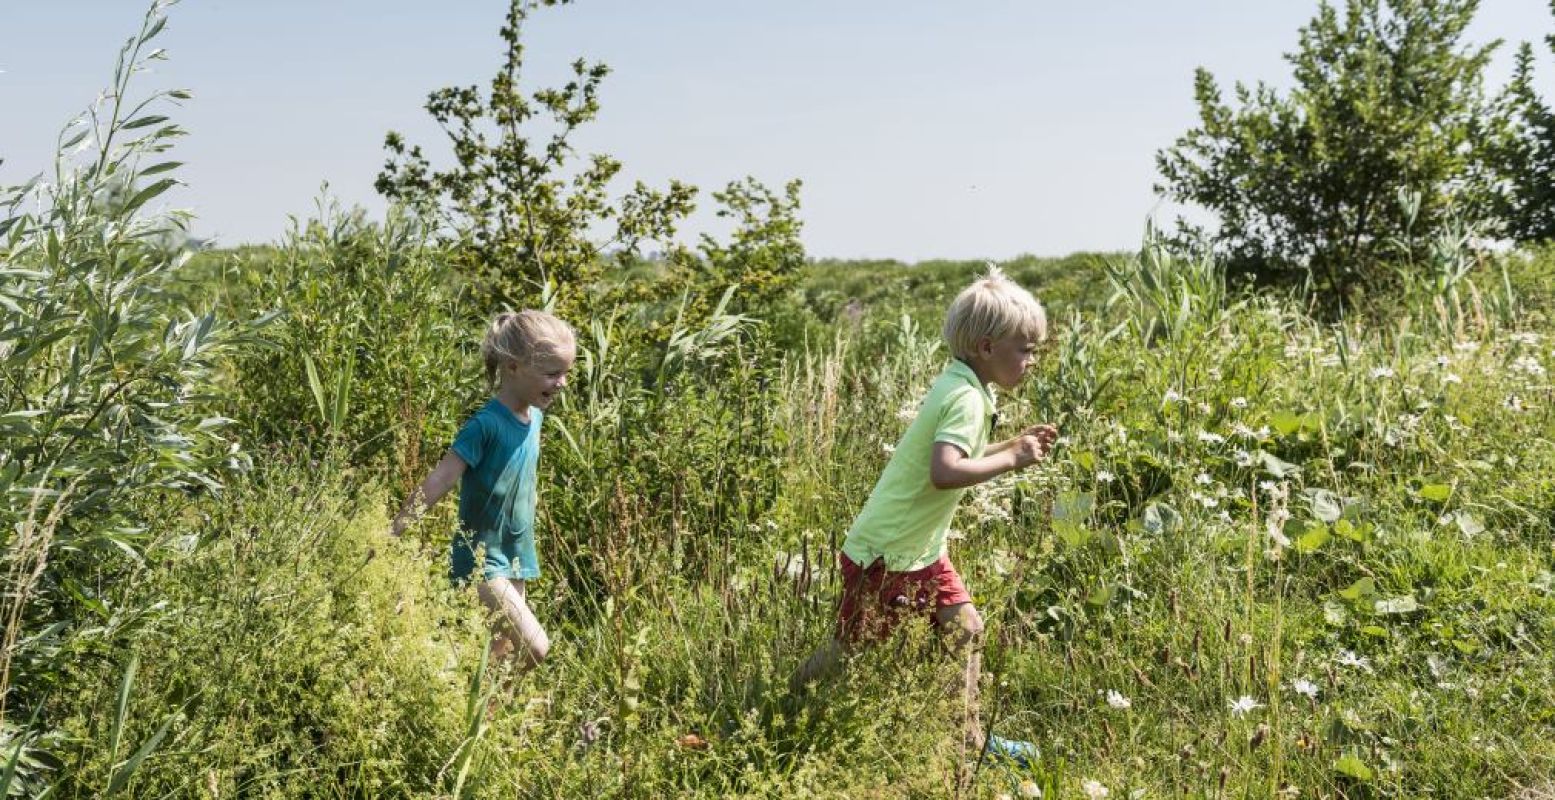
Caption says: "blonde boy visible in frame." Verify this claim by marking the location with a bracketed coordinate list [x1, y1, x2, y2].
[795, 267, 1057, 765]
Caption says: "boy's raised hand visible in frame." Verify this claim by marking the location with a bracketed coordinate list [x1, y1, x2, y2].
[1023, 423, 1059, 455]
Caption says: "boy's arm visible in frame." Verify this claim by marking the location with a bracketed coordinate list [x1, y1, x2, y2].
[984, 424, 1059, 456]
[389, 451, 468, 537]
[929, 436, 1046, 490]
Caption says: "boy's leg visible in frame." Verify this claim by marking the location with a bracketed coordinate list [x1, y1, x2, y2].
[478, 577, 550, 669]
[934, 601, 985, 754]
[792, 636, 846, 692]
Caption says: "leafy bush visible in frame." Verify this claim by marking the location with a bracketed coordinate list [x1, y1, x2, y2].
[0, 5, 256, 788]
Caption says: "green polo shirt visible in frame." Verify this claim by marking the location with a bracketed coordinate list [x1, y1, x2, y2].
[842, 359, 995, 572]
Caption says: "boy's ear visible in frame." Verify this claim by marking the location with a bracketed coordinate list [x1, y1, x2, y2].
[976, 336, 996, 357]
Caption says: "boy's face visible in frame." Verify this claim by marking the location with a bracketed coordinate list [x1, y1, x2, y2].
[975, 333, 1041, 390]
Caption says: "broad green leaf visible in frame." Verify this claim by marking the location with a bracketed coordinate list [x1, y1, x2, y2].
[1296, 522, 1331, 553]
[303, 354, 328, 426]
[121, 178, 177, 216]
[1270, 410, 1302, 436]
[1338, 577, 1376, 601]
[1417, 483, 1451, 502]
[1333, 753, 1373, 781]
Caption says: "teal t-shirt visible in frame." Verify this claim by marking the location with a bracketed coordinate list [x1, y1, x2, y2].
[449, 399, 542, 582]
[841, 359, 994, 571]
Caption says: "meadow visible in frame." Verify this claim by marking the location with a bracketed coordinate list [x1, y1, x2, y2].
[5, 5, 1555, 799]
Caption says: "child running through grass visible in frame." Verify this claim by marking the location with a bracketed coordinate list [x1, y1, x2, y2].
[390, 310, 575, 672]
[794, 266, 1058, 766]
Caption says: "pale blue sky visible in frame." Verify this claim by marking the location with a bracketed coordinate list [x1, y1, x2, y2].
[3, 2, 1551, 259]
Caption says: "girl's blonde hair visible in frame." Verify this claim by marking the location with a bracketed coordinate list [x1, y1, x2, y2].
[942, 265, 1047, 360]
[481, 310, 576, 386]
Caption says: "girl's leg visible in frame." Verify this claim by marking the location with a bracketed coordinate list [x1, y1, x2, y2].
[935, 601, 985, 753]
[477, 578, 550, 669]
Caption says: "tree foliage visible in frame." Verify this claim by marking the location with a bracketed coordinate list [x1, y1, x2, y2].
[1156, 0, 1504, 300]
[375, 0, 698, 310]
[1484, 2, 1555, 242]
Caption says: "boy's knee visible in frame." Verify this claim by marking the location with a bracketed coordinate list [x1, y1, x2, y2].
[939, 603, 983, 648]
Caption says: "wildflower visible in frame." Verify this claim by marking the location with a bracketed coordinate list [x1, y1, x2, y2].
[1510, 355, 1546, 378]
[1434, 355, 1451, 368]
[1231, 422, 1257, 440]
[1511, 331, 1541, 346]
[896, 401, 916, 422]
[1230, 396, 1249, 409]
[1228, 695, 1264, 717]
[1196, 429, 1225, 445]
[1095, 470, 1116, 484]
[1082, 779, 1111, 799]
[1368, 366, 1395, 380]
[1195, 472, 1213, 486]
[1505, 395, 1525, 412]
[1163, 388, 1182, 404]
[1453, 340, 1480, 353]
[1208, 367, 1223, 381]
[1291, 678, 1318, 699]
[1234, 450, 1255, 467]
[882, 443, 896, 455]
[1443, 372, 1462, 384]
[1105, 689, 1131, 710]
[1019, 780, 1042, 798]
[1194, 492, 1219, 509]
[1167, 430, 1184, 443]
[1196, 402, 1213, 415]
[1335, 649, 1372, 672]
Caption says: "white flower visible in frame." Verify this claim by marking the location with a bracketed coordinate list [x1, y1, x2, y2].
[1335, 649, 1372, 672]
[1234, 450, 1255, 467]
[1163, 388, 1182, 404]
[1194, 492, 1220, 509]
[896, 401, 917, 422]
[1291, 678, 1318, 699]
[1196, 429, 1225, 445]
[1019, 780, 1042, 798]
[1167, 430, 1184, 443]
[1230, 396, 1249, 409]
[1095, 470, 1116, 484]
[1082, 779, 1110, 800]
[1105, 689, 1131, 710]
[1228, 695, 1264, 717]
[1443, 372, 1462, 384]
[1453, 340, 1480, 353]
[1196, 402, 1213, 415]
[1511, 331, 1541, 346]
[1505, 394, 1525, 412]
[882, 443, 896, 455]
[1369, 366, 1395, 380]
[1231, 422, 1257, 440]
[1510, 355, 1546, 378]
[1195, 472, 1213, 486]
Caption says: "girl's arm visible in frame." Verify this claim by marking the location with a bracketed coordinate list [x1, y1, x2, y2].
[389, 451, 468, 537]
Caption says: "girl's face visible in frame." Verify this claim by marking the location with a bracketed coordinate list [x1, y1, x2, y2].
[503, 345, 576, 411]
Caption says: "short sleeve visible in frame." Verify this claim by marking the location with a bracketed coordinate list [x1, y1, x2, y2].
[934, 385, 985, 456]
[450, 412, 490, 469]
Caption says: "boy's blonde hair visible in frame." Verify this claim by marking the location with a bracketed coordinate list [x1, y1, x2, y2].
[481, 309, 576, 386]
[942, 265, 1047, 360]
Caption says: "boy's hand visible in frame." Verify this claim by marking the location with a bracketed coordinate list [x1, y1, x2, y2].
[1023, 424, 1059, 455]
[1011, 434, 1047, 468]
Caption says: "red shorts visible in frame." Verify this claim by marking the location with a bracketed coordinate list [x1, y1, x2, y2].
[835, 553, 972, 645]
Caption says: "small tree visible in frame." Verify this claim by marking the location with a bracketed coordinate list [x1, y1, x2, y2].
[376, 0, 697, 310]
[1156, 0, 1504, 301]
